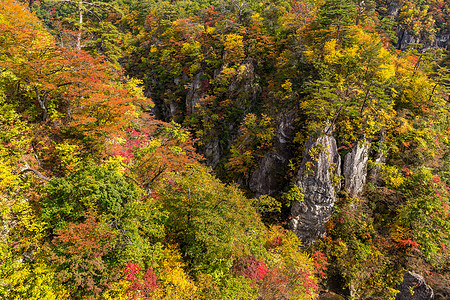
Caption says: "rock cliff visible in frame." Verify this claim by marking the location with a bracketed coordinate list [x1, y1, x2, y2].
[290, 134, 341, 245]
[343, 141, 369, 198]
[396, 272, 434, 300]
[249, 112, 296, 196]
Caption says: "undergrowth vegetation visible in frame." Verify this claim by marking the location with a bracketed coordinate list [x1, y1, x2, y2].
[1, 0, 449, 298]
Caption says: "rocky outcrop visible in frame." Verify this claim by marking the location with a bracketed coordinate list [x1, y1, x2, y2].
[343, 141, 369, 198]
[396, 28, 420, 51]
[249, 112, 296, 196]
[225, 59, 261, 116]
[204, 139, 221, 169]
[290, 134, 341, 245]
[249, 152, 286, 196]
[186, 73, 205, 114]
[203, 60, 261, 168]
[396, 27, 450, 51]
[396, 272, 434, 300]
[368, 139, 387, 185]
[387, 1, 449, 51]
[387, 1, 401, 17]
[396, 29, 448, 51]
[433, 33, 450, 50]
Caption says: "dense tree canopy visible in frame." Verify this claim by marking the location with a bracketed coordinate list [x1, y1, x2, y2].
[1, 0, 449, 299]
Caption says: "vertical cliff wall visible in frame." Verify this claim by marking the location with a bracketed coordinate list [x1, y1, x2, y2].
[290, 135, 341, 245]
[343, 141, 369, 198]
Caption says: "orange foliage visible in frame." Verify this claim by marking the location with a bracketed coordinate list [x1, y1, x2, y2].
[1, 0, 149, 142]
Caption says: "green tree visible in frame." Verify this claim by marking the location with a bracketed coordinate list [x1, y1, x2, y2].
[155, 163, 266, 275]
[41, 159, 140, 230]
[313, 0, 357, 43]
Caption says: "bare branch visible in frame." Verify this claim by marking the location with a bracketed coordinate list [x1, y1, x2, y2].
[20, 167, 51, 182]
[428, 83, 438, 104]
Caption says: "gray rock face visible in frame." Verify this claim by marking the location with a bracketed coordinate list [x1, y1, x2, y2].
[397, 28, 419, 50]
[203, 60, 260, 168]
[434, 33, 450, 50]
[388, 1, 401, 17]
[290, 135, 341, 245]
[276, 112, 296, 147]
[228, 59, 261, 112]
[249, 112, 296, 195]
[396, 25, 449, 51]
[396, 272, 434, 300]
[388, 1, 449, 51]
[186, 73, 205, 114]
[249, 152, 285, 196]
[204, 139, 221, 168]
[368, 146, 387, 185]
[343, 141, 369, 198]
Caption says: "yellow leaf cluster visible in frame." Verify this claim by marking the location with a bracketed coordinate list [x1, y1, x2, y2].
[251, 13, 264, 24]
[0, 0, 53, 51]
[304, 46, 315, 62]
[381, 164, 405, 188]
[0, 163, 16, 199]
[223, 33, 245, 64]
[153, 247, 197, 300]
[323, 39, 338, 64]
[3, 262, 70, 300]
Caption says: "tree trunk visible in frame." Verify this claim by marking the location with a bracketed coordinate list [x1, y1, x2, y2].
[76, 0, 83, 51]
[34, 87, 48, 121]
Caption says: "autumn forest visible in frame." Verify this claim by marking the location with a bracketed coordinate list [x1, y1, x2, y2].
[0, 0, 449, 299]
